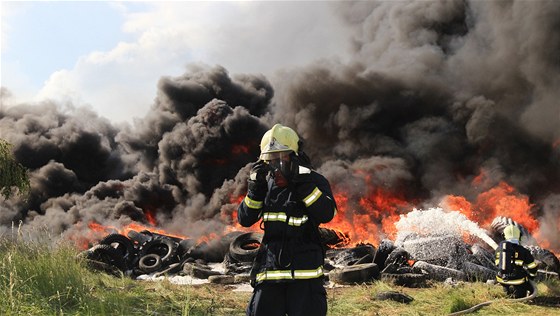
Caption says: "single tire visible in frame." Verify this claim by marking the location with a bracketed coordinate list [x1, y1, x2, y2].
[177, 238, 196, 258]
[87, 244, 126, 271]
[471, 244, 498, 270]
[462, 261, 496, 282]
[229, 232, 263, 263]
[333, 244, 376, 266]
[138, 254, 162, 273]
[85, 259, 123, 277]
[99, 233, 136, 259]
[139, 237, 179, 263]
[413, 261, 466, 282]
[208, 275, 236, 284]
[182, 262, 222, 279]
[384, 247, 409, 268]
[375, 291, 414, 303]
[127, 230, 152, 245]
[373, 239, 395, 270]
[381, 273, 427, 288]
[318, 227, 347, 247]
[354, 253, 374, 265]
[527, 245, 560, 273]
[328, 263, 380, 285]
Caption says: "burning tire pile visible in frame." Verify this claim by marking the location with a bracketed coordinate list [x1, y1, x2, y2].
[80, 216, 559, 287]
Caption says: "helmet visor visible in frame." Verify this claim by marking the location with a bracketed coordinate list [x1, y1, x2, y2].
[260, 150, 292, 162]
[262, 151, 291, 175]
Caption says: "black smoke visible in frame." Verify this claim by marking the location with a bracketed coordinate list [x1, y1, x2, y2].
[1, 1, 559, 251]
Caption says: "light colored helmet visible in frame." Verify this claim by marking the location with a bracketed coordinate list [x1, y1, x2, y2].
[503, 224, 521, 241]
[259, 124, 299, 160]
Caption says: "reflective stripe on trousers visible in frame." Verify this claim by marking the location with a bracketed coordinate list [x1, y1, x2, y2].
[256, 266, 324, 282]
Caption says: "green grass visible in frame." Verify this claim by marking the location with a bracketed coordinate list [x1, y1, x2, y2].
[1, 235, 559, 315]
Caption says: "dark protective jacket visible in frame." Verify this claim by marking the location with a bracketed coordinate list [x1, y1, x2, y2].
[237, 166, 337, 284]
[494, 240, 538, 285]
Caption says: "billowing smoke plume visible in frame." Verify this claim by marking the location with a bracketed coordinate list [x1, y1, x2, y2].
[1, 1, 559, 251]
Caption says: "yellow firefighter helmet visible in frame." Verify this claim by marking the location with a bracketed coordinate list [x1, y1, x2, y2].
[503, 224, 521, 241]
[259, 124, 299, 160]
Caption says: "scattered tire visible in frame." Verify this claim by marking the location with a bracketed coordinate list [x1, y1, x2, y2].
[178, 238, 196, 258]
[462, 261, 496, 282]
[229, 232, 263, 263]
[384, 247, 409, 268]
[471, 244, 498, 270]
[99, 233, 136, 259]
[139, 237, 178, 263]
[332, 244, 376, 266]
[527, 245, 560, 273]
[375, 291, 414, 303]
[328, 263, 380, 285]
[381, 273, 427, 288]
[183, 262, 222, 279]
[85, 259, 123, 277]
[413, 261, 466, 282]
[138, 254, 162, 273]
[208, 275, 236, 284]
[373, 239, 395, 270]
[127, 230, 152, 245]
[354, 253, 374, 265]
[87, 244, 126, 271]
[318, 227, 347, 247]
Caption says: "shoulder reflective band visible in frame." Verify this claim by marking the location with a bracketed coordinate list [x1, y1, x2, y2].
[515, 259, 524, 266]
[256, 266, 324, 282]
[496, 275, 527, 285]
[263, 212, 308, 226]
[303, 187, 322, 207]
[244, 196, 263, 209]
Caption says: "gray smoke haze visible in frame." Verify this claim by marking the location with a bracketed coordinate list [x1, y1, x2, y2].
[1, 1, 559, 251]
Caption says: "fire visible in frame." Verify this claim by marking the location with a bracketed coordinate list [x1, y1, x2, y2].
[73, 220, 189, 250]
[324, 187, 411, 246]
[443, 181, 537, 233]
[144, 209, 158, 226]
[231, 144, 250, 154]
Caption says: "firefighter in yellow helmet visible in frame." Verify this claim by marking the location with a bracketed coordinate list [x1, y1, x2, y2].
[237, 124, 338, 316]
[495, 224, 538, 298]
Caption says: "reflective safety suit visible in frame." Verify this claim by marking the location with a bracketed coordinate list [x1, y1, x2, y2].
[238, 166, 337, 316]
[494, 240, 538, 298]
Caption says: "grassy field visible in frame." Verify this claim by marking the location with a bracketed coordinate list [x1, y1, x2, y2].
[1, 236, 559, 316]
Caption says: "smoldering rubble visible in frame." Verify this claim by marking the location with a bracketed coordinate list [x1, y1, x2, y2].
[0, 0, 559, 255]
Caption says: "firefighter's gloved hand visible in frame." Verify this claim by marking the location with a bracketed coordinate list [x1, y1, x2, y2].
[247, 160, 270, 200]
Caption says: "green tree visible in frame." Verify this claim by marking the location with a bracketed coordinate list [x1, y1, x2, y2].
[0, 139, 30, 199]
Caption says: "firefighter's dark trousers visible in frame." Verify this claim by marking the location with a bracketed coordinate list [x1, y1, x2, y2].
[246, 278, 327, 316]
[501, 281, 533, 299]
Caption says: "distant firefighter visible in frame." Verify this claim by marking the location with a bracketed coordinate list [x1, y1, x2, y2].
[495, 225, 538, 298]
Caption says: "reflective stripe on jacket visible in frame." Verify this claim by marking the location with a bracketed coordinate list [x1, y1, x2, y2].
[237, 168, 337, 284]
[494, 240, 538, 284]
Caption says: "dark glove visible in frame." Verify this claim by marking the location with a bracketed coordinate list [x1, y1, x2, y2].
[247, 160, 270, 200]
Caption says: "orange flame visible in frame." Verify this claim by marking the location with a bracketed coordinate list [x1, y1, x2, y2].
[443, 181, 538, 233]
[324, 186, 411, 246]
[232, 144, 250, 155]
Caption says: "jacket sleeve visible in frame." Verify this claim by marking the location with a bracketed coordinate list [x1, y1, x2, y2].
[522, 248, 538, 278]
[237, 190, 263, 227]
[295, 171, 337, 224]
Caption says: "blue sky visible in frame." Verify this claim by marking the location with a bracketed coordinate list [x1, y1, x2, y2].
[1, 1, 352, 124]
